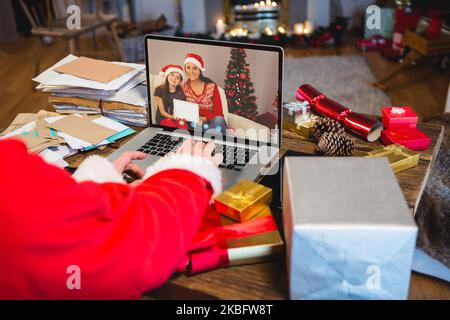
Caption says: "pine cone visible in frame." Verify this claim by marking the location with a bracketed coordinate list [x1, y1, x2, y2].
[312, 117, 344, 140]
[317, 132, 355, 156]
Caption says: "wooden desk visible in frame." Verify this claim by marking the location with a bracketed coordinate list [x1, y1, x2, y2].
[65, 123, 448, 300]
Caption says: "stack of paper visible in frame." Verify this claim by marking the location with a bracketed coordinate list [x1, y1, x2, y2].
[33, 55, 148, 126]
[1, 112, 135, 167]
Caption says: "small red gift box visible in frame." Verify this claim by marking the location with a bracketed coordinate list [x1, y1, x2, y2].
[381, 127, 430, 151]
[382, 106, 418, 130]
[177, 205, 283, 275]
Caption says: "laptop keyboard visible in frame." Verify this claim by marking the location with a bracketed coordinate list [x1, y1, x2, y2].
[137, 134, 183, 156]
[137, 133, 257, 171]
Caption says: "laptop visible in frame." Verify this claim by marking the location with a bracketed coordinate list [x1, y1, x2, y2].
[108, 35, 283, 190]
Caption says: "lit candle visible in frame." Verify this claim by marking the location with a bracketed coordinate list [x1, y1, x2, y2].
[272, 1, 277, 7]
[260, 1, 265, 6]
[278, 26, 286, 34]
[264, 27, 273, 36]
[294, 23, 304, 35]
[216, 19, 226, 36]
[304, 20, 314, 34]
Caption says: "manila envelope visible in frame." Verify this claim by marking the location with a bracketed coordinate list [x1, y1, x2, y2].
[2, 110, 60, 136]
[49, 115, 117, 146]
[2, 113, 39, 135]
[54, 56, 134, 83]
[13, 132, 61, 154]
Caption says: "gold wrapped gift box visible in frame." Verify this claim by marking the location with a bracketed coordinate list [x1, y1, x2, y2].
[283, 119, 318, 138]
[366, 144, 419, 173]
[214, 179, 273, 222]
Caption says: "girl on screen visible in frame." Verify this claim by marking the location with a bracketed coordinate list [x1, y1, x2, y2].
[154, 64, 187, 127]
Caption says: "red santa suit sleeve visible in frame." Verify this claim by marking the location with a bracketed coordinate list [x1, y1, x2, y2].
[0, 139, 222, 299]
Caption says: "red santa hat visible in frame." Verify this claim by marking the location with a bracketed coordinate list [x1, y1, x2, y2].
[159, 64, 185, 79]
[184, 53, 205, 72]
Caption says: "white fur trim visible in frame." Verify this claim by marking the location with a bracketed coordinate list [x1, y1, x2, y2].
[159, 68, 185, 80]
[144, 153, 222, 198]
[184, 57, 205, 72]
[73, 155, 125, 184]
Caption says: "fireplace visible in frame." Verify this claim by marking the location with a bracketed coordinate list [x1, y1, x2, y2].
[228, 0, 284, 34]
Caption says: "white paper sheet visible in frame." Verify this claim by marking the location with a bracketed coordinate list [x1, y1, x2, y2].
[103, 83, 147, 106]
[33, 54, 145, 91]
[173, 99, 199, 123]
[48, 144, 78, 158]
[39, 148, 68, 167]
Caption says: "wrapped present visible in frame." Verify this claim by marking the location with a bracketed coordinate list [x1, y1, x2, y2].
[381, 127, 430, 151]
[284, 118, 317, 138]
[177, 205, 284, 275]
[283, 110, 321, 138]
[283, 157, 417, 299]
[296, 84, 383, 142]
[283, 101, 310, 125]
[366, 144, 419, 173]
[214, 179, 272, 222]
[382, 106, 418, 130]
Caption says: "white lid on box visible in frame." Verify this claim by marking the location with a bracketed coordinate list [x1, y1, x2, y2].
[283, 157, 417, 228]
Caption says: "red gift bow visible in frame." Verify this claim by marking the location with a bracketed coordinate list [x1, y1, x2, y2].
[177, 205, 278, 275]
[296, 84, 383, 142]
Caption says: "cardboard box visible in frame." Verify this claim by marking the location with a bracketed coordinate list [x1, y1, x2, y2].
[283, 157, 417, 300]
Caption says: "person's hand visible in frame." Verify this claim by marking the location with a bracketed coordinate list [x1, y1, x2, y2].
[196, 117, 207, 126]
[174, 139, 223, 166]
[171, 115, 179, 121]
[112, 151, 147, 181]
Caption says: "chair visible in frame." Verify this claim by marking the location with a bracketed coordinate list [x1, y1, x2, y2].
[18, 0, 125, 76]
[149, 74, 270, 141]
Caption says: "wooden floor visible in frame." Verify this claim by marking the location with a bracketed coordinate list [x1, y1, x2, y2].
[285, 40, 450, 121]
[0, 35, 117, 131]
[0, 34, 449, 299]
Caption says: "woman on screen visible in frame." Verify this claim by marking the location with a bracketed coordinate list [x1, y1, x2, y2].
[154, 64, 187, 127]
[182, 53, 228, 135]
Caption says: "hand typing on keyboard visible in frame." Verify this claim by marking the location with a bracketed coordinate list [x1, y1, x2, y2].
[112, 151, 147, 185]
[174, 139, 223, 166]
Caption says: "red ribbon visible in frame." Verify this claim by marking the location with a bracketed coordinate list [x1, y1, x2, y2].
[296, 84, 382, 142]
[178, 206, 278, 275]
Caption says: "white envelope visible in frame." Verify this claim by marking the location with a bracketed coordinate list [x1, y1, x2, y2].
[173, 99, 199, 123]
[33, 54, 145, 91]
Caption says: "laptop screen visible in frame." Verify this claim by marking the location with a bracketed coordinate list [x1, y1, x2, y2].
[145, 36, 282, 145]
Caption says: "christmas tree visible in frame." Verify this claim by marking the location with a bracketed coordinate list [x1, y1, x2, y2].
[224, 48, 258, 120]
